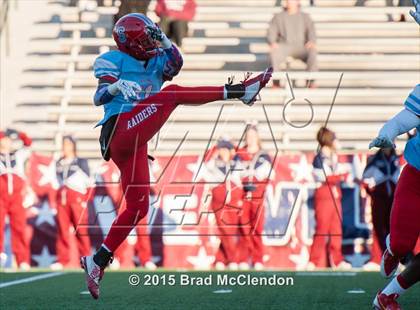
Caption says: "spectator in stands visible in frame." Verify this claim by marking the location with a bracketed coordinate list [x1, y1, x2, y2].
[307, 127, 351, 270]
[114, 0, 151, 23]
[356, 0, 411, 21]
[51, 135, 91, 270]
[236, 123, 273, 270]
[200, 137, 243, 271]
[267, 0, 318, 88]
[155, 0, 196, 48]
[110, 158, 157, 270]
[0, 129, 32, 270]
[361, 148, 401, 269]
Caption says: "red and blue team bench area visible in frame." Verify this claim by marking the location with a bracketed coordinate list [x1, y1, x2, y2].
[8, 152, 420, 270]
[1, 270, 420, 309]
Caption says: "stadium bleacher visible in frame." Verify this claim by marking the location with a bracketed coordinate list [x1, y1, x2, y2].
[5, 0, 420, 160]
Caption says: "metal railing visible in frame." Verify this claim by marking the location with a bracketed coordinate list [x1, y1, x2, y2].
[0, 0, 9, 34]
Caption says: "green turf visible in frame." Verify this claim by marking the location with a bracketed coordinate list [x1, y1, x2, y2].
[0, 271, 419, 309]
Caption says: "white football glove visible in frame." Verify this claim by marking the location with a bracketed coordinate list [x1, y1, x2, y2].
[368, 136, 395, 149]
[410, 0, 420, 25]
[108, 79, 142, 101]
[147, 24, 172, 49]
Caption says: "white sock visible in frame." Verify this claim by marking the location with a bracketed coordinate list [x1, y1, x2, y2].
[382, 276, 406, 297]
[223, 86, 228, 100]
[101, 243, 112, 253]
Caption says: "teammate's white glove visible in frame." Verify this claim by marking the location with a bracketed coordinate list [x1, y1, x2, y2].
[369, 136, 395, 149]
[410, 0, 420, 25]
[108, 79, 142, 101]
[147, 24, 172, 49]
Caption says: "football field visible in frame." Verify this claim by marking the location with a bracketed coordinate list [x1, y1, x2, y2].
[1, 270, 419, 309]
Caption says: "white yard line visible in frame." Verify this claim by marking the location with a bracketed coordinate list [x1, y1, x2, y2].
[0, 272, 64, 288]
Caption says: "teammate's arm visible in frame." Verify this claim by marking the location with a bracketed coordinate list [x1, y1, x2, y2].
[369, 108, 420, 149]
[162, 44, 183, 81]
[147, 25, 183, 81]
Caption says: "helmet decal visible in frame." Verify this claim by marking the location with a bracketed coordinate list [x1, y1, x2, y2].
[126, 13, 154, 26]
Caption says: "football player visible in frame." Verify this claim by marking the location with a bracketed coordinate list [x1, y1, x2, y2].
[410, 0, 420, 24]
[81, 12, 273, 300]
[369, 84, 420, 310]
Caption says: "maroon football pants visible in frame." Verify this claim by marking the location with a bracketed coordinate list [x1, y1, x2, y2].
[103, 84, 224, 252]
[238, 199, 266, 264]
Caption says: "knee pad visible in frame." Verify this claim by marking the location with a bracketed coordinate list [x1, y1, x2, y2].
[163, 84, 179, 93]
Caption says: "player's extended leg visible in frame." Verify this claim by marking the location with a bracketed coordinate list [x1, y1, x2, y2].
[389, 164, 420, 257]
[371, 191, 392, 253]
[381, 164, 420, 278]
